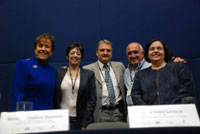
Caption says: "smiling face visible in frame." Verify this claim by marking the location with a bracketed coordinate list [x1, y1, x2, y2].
[34, 38, 53, 61]
[148, 41, 165, 63]
[96, 43, 112, 64]
[67, 47, 82, 66]
[126, 42, 144, 69]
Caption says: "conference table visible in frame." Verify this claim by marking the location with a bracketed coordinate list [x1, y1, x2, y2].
[1, 104, 199, 134]
[40, 127, 200, 134]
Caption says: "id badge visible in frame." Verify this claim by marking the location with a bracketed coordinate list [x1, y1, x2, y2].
[102, 82, 109, 97]
[69, 99, 76, 106]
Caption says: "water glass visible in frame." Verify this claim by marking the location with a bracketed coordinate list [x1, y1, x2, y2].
[16, 101, 33, 111]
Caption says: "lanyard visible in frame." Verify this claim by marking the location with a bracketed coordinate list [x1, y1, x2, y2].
[128, 61, 145, 85]
[129, 69, 134, 84]
[69, 68, 79, 94]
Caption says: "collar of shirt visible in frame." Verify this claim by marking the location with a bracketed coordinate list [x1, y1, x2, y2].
[128, 58, 146, 72]
[97, 60, 111, 71]
[33, 56, 49, 67]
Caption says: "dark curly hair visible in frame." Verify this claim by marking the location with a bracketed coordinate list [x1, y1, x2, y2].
[144, 39, 172, 63]
[66, 42, 84, 59]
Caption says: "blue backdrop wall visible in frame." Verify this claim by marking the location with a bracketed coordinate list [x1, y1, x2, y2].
[0, 0, 200, 113]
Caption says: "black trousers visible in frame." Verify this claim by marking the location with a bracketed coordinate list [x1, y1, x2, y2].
[70, 117, 81, 130]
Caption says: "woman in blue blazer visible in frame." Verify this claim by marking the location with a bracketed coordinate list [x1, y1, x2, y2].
[11, 33, 56, 111]
[54, 42, 96, 130]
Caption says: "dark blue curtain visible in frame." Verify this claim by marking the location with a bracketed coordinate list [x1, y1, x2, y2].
[0, 0, 200, 113]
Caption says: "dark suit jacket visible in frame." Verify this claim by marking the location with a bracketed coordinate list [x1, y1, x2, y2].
[54, 67, 96, 127]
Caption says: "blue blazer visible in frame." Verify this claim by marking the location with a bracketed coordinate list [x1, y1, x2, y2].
[54, 67, 96, 127]
[11, 57, 56, 111]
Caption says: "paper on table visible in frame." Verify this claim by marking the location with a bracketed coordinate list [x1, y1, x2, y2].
[128, 104, 200, 128]
[0, 109, 69, 134]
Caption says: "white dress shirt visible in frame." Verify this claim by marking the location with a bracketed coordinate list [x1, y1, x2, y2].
[97, 60, 122, 105]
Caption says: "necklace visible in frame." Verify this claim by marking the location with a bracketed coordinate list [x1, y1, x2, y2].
[69, 68, 79, 94]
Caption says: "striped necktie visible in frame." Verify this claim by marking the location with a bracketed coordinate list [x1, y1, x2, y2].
[104, 64, 116, 104]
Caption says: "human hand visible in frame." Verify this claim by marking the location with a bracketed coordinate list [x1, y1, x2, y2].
[60, 66, 68, 69]
[81, 126, 86, 130]
[172, 57, 187, 63]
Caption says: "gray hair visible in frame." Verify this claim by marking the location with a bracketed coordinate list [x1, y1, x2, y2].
[96, 39, 112, 50]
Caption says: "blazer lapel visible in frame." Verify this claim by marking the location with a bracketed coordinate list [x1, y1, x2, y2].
[91, 62, 102, 84]
[77, 68, 84, 99]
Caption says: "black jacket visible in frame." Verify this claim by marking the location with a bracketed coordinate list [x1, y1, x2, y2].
[131, 62, 195, 105]
[54, 67, 96, 127]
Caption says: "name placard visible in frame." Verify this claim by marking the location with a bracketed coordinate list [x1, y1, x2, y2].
[128, 104, 200, 128]
[0, 109, 69, 134]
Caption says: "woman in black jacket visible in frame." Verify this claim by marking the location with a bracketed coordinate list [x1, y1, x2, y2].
[131, 39, 195, 105]
[54, 42, 96, 130]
